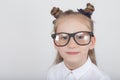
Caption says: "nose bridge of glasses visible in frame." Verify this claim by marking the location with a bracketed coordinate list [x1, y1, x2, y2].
[68, 33, 78, 45]
[69, 33, 75, 38]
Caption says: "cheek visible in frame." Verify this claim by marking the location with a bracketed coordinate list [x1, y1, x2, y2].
[80, 46, 90, 54]
[55, 46, 65, 54]
[55, 47, 67, 59]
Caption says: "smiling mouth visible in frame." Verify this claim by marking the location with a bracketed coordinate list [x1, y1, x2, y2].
[66, 52, 80, 55]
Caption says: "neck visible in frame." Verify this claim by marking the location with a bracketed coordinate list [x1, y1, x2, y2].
[64, 58, 87, 70]
[65, 63, 81, 70]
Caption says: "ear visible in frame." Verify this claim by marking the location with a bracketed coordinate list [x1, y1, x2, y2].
[89, 36, 96, 50]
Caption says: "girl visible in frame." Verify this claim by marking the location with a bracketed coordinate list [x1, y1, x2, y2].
[47, 3, 110, 80]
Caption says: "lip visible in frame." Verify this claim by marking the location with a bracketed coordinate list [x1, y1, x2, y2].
[66, 52, 80, 55]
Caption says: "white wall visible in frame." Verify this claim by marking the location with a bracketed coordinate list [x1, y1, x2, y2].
[0, 0, 120, 80]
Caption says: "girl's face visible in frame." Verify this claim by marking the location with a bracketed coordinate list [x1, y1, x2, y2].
[54, 16, 95, 69]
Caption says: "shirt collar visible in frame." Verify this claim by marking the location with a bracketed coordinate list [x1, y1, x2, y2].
[62, 57, 92, 80]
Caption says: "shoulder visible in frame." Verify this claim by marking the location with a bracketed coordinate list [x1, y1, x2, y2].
[90, 63, 111, 80]
[47, 62, 64, 80]
[48, 61, 64, 73]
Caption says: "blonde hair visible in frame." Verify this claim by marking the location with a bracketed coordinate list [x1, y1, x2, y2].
[51, 4, 97, 65]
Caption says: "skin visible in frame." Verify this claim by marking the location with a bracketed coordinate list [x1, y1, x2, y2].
[54, 15, 96, 70]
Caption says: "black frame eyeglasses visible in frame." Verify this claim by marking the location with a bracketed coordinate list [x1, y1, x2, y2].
[51, 31, 94, 47]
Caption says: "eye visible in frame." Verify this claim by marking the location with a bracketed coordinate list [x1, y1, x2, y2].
[76, 35, 84, 40]
[75, 32, 90, 40]
[78, 35, 84, 39]
[57, 34, 68, 40]
[60, 36, 68, 40]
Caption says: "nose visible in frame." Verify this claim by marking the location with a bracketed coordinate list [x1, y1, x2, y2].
[67, 37, 78, 48]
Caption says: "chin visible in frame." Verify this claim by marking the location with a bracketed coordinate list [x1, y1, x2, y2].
[65, 58, 81, 64]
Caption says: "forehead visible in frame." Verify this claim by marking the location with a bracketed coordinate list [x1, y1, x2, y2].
[55, 16, 91, 33]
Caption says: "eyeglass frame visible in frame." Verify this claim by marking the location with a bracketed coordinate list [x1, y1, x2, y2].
[51, 31, 94, 47]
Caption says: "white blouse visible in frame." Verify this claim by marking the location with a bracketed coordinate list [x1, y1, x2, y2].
[47, 58, 111, 80]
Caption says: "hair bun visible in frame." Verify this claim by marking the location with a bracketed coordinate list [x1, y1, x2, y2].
[77, 3, 95, 18]
[86, 3, 95, 13]
[51, 7, 63, 18]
